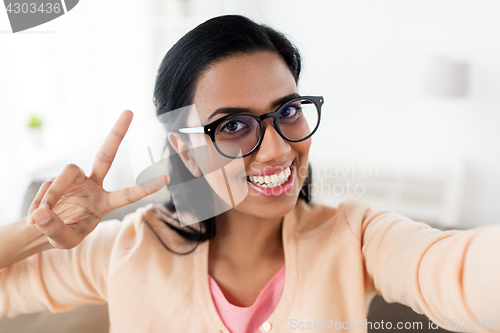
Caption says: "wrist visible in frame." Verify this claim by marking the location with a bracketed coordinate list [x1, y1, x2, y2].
[22, 217, 54, 251]
[0, 217, 54, 269]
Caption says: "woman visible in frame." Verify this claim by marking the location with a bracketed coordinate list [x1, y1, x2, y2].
[1, 15, 499, 333]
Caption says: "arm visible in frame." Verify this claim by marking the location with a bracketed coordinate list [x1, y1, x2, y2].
[343, 200, 500, 332]
[0, 218, 53, 269]
[419, 223, 500, 330]
[0, 110, 162, 318]
[2, 110, 159, 269]
[0, 219, 122, 318]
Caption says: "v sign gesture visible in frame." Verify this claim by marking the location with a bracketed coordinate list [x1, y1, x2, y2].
[26, 110, 168, 250]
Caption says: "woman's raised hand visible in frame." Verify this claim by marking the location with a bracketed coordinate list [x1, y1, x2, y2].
[26, 110, 168, 250]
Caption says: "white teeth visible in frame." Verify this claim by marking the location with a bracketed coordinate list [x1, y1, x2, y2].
[247, 166, 292, 188]
[278, 171, 286, 183]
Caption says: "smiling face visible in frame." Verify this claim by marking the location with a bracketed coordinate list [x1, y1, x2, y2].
[175, 51, 311, 220]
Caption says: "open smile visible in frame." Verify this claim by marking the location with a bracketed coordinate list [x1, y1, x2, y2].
[246, 161, 295, 197]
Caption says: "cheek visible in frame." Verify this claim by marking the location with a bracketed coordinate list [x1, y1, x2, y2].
[291, 139, 311, 186]
[195, 138, 249, 207]
[291, 138, 312, 156]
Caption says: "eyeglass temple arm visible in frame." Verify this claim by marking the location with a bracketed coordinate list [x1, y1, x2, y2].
[178, 127, 205, 134]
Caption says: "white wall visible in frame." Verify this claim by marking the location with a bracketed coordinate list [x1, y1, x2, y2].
[249, 0, 500, 227]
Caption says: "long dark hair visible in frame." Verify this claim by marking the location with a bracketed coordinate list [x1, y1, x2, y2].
[152, 15, 312, 254]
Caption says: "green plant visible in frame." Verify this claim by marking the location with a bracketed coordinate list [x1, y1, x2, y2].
[28, 114, 43, 128]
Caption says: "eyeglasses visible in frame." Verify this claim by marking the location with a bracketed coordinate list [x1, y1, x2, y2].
[178, 95, 323, 159]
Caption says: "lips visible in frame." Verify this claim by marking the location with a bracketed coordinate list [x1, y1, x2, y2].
[247, 166, 291, 188]
[247, 160, 293, 177]
[246, 161, 295, 197]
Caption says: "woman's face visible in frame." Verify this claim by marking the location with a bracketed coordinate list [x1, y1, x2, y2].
[187, 51, 311, 219]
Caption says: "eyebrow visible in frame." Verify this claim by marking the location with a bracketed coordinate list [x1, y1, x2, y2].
[207, 93, 301, 121]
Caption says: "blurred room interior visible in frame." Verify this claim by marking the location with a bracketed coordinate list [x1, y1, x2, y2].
[1, 0, 500, 230]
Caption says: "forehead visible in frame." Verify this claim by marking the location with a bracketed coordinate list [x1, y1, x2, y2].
[192, 51, 298, 124]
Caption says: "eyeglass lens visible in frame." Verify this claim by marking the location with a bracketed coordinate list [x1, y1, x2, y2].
[213, 99, 319, 157]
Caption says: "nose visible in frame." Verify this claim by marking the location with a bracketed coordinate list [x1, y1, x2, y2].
[253, 120, 291, 162]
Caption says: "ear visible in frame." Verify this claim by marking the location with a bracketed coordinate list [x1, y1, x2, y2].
[168, 132, 202, 177]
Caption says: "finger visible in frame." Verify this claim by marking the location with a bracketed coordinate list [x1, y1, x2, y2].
[107, 180, 167, 211]
[39, 164, 87, 210]
[27, 178, 55, 222]
[31, 207, 84, 249]
[90, 110, 133, 185]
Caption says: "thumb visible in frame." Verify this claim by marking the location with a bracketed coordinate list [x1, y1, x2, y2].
[31, 207, 82, 249]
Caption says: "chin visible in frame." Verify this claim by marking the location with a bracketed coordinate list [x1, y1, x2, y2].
[235, 191, 300, 219]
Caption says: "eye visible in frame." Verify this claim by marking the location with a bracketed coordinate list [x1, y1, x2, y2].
[280, 105, 299, 118]
[216, 115, 257, 140]
[223, 121, 245, 132]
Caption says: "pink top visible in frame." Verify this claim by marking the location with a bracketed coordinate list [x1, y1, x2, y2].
[208, 265, 286, 333]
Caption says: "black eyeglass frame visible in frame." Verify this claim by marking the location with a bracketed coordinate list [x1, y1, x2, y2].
[178, 95, 324, 159]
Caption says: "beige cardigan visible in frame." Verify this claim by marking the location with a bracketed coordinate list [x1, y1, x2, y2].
[1, 199, 499, 333]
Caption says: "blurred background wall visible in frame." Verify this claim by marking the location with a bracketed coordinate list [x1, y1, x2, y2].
[1, 0, 499, 227]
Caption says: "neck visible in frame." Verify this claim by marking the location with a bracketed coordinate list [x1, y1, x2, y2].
[209, 209, 284, 270]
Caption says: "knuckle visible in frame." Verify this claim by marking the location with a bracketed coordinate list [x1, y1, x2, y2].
[59, 242, 73, 250]
[124, 187, 134, 204]
[42, 191, 56, 203]
[71, 222, 87, 236]
[37, 181, 52, 193]
[65, 163, 81, 173]
[64, 238, 80, 249]
[96, 150, 113, 164]
[44, 178, 55, 185]
[45, 225, 63, 240]
[48, 229, 79, 249]
[57, 241, 71, 250]
[111, 128, 124, 140]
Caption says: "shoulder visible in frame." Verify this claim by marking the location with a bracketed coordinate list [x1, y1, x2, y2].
[292, 198, 372, 225]
[108, 203, 167, 242]
[290, 198, 344, 234]
[291, 198, 419, 239]
[87, 204, 164, 255]
[335, 199, 432, 241]
[336, 198, 373, 219]
[109, 203, 196, 255]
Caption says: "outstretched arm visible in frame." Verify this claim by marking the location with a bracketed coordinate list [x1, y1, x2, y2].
[345, 200, 500, 332]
